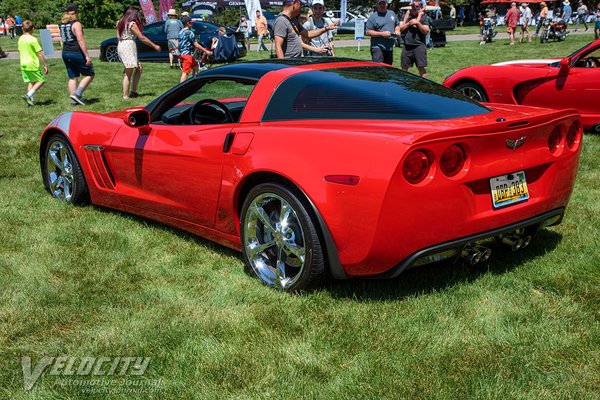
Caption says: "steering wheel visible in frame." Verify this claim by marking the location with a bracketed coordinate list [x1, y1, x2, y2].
[584, 57, 600, 68]
[188, 99, 234, 125]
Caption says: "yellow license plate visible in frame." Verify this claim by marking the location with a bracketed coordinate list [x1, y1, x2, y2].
[490, 171, 529, 208]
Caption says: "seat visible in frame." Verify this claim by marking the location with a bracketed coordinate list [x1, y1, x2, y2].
[46, 24, 62, 46]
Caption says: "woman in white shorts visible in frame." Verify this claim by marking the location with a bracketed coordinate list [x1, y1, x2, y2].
[116, 7, 160, 99]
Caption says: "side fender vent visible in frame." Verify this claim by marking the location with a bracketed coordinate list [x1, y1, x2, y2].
[84, 145, 116, 189]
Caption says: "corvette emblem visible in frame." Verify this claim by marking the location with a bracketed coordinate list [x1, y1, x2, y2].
[506, 136, 527, 151]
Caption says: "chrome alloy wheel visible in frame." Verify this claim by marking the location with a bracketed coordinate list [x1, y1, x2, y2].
[105, 44, 120, 62]
[459, 86, 486, 102]
[243, 193, 306, 289]
[46, 139, 75, 201]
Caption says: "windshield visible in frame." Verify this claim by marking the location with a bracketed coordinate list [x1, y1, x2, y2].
[264, 66, 490, 122]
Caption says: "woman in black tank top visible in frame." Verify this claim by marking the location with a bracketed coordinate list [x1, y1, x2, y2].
[60, 4, 94, 106]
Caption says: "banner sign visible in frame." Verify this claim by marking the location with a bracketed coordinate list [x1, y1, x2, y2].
[341, 0, 347, 22]
[139, 0, 158, 24]
[246, 0, 262, 27]
[354, 18, 365, 40]
[159, 0, 175, 21]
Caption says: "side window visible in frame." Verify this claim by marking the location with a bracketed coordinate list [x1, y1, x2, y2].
[144, 24, 163, 36]
[158, 79, 256, 125]
[574, 47, 600, 68]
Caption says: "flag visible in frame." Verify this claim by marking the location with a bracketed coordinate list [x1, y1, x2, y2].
[159, 0, 175, 21]
[139, 0, 158, 24]
[246, 0, 262, 28]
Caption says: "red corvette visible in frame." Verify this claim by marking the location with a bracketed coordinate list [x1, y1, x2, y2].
[443, 39, 600, 133]
[40, 59, 583, 291]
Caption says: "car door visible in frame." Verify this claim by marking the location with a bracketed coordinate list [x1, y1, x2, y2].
[137, 22, 168, 61]
[522, 44, 600, 116]
[108, 79, 254, 228]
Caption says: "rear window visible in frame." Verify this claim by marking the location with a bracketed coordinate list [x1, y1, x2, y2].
[263, 66, 490, 121]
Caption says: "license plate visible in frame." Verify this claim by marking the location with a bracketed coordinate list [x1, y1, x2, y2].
[490, 171, 529, 209]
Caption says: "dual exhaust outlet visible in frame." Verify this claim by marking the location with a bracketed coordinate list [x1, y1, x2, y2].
[461, 233, 532, 266]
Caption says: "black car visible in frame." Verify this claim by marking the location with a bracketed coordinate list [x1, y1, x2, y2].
[100, 21, 247, 62]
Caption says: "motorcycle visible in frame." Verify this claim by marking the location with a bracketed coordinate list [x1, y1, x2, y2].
[540, 19, 567, 43]
[480, 18, 497, 44]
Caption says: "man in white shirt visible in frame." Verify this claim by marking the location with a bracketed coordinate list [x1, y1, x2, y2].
[519, 2, 532, 43]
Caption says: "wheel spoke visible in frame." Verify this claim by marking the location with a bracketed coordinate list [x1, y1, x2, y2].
[252, 203, 276, 234]
[279, 202, 292, 226]
[246, 239, 276, 261]
[49, 151, 65, 173]
[275, 247, 287, 287]
[283, 241, 305, 263]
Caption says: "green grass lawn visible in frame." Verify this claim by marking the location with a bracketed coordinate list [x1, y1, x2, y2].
[0, 35, 598, 399]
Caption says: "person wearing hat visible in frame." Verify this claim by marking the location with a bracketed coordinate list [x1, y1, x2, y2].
[366, 0, 401, 66]
[399, 0, 430, 76]
[273, 0, 338, 58]
[535, 2, 549, 36]
[302, 0, 337, 56]
[165, 8, 183, 68]
[561, 1, 572, 25]
[181, 11, 189, 17]
[178, 16, 211, 81]
[60, 3, 94, 105]
[519, 3, 532, 43]
[575, 1, 588, 31]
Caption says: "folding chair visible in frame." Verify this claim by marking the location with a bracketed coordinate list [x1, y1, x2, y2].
[209, 34, 240, 67]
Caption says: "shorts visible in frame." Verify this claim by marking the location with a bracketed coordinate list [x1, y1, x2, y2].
[168, 38, 179, 52]
[21, 69, 46, 83]
[62, 52, 95, 79]
[370, 47, 394, 65]
[596, 21, 600, 29]
[507, 26, 515, 34]
[401, 45, 427, 69]
[180, 54, 197, 73]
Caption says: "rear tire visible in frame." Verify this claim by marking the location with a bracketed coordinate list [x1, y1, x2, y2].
[240, 183, 326, 291]
[454, 81, 489, 102]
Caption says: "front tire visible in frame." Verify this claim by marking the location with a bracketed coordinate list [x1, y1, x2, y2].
[240, 183, 326, 291]
[454, 81, 489, 102]
[42, 134, 89, 204]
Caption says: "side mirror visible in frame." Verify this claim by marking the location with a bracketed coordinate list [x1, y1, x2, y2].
[559, 58, 570, 69]
[124, 109, 151, 134]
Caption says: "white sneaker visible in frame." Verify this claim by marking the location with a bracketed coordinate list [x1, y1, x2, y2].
[22, 94, 35, 106]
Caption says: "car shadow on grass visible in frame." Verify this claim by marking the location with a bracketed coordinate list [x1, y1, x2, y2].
[89, 205, 563, 299]
[326, 229, 563, 301]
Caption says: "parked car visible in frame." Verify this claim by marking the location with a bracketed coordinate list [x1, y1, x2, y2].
[327, 10, 369, 34]
[443, 39, 600, 132]
[100, 21, 247, 63]
[40, 58, 582, 291]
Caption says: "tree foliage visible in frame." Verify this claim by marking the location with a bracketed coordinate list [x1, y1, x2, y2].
[0, 0, 140, 29]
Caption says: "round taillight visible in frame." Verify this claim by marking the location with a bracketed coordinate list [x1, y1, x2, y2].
[403, 150, 430, 184]
[440, 144, 466, 177]
[548, 126, 562, 153]
[566, 121, 581, 149]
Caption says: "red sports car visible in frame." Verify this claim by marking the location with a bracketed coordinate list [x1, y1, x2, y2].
[443, 39, 600, 133]
[40, 59, 583, 291]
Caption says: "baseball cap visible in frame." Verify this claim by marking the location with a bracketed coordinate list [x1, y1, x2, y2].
[65, 3, 78, 12]
[284, 0, 308, 4]
[376, 0, 390, 4]
[181, 16, 192, 25]
[312, 0, 324, 6]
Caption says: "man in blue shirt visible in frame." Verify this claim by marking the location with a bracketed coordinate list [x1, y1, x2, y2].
[562, 0, 573, 24]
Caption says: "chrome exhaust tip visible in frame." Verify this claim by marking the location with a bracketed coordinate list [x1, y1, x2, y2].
[521, 235, 532, 249]
[501, 235, 524, 252]
[473, 245, 492, 262]
[461, 246, 482, 265]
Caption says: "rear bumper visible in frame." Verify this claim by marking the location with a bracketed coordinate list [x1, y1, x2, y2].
[377, 207, 564, 279]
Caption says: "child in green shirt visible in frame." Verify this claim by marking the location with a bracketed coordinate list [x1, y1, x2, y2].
[18, 20, 48, 106]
